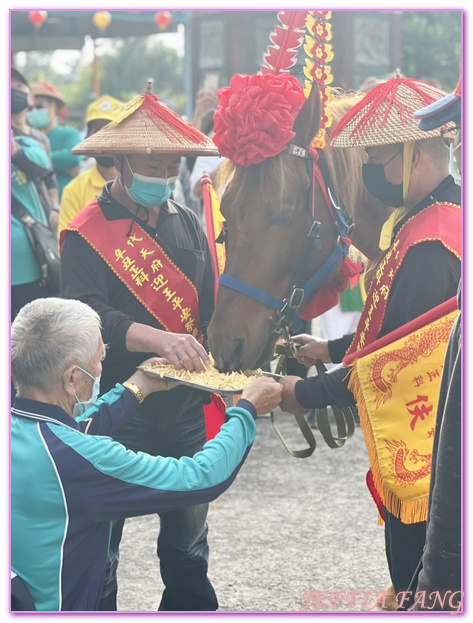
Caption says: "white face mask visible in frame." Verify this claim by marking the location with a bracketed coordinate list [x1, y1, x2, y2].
[72, 365, 101, 418]
[448, 141, 461, 186]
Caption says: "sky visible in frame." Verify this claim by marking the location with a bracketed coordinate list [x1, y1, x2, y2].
[14, 27, 186, 76]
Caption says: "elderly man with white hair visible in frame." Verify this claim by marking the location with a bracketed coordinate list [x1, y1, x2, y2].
[11, 297, 281, 611]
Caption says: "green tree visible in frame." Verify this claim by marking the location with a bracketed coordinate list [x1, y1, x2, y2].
[401, 10, 461, 92]
[99, 37, 184, 109]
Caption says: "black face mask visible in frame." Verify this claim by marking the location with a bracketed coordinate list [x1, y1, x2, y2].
[11, 88, 29, 114]
[361, 147, 404, 207]
[95, 156, 115, 169]
[362, 165, 404, 207]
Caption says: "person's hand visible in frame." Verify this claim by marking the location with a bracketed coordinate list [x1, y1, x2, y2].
[11, 130, 18, 157]
[152, 331, 211, 373]
[126, 357, 178, 398]
[240, 377, 282, 415]
[292, 334, 331, 367]
[279, 376, 310, 416]
[61, 166, 81, 178]
[49, 210, 59, 231]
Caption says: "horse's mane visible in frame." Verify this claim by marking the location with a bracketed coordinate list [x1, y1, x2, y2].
[216, 150, 295, 213]
[324, 91, 367, 213]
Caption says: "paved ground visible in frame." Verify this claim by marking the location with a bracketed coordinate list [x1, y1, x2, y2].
[116, 408, 392, 613]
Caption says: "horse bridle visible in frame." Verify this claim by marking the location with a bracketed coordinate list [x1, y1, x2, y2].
[217, 144, 357, 458]
[218, 144, 355, 337]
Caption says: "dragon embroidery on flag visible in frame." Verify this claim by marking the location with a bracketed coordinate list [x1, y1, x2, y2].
[367, 314, 456, 407]
[385, 440, 431, 487]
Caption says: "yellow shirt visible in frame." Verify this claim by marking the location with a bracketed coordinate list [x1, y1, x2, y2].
[59, 163, 106, 234]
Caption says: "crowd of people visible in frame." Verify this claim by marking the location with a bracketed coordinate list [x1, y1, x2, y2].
[10, 60, 462, 614]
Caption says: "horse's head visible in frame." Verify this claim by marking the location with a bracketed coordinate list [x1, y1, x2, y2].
[209, 84, 339, 371]
[208, 87, 389, 372]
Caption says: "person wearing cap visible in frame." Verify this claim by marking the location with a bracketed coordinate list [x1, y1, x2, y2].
[59, 87, 225, 611]
[30, 81, 84, 200]
[58, 95, 124, 234]
[401, 76, 462, 612]
[279, 75, 461, 607]
[11, 67, 59, 229]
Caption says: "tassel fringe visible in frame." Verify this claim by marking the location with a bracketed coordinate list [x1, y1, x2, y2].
[347, 363, 429, 524]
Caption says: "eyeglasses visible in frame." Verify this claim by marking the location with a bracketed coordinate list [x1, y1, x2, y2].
[440, 126, 459, 149]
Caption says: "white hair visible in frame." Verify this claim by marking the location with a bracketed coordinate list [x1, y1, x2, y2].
[11, 298, 102, 395]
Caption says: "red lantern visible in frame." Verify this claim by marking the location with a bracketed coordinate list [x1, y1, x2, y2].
[155, 11, 172, 31]
[29, 11, 48, 31]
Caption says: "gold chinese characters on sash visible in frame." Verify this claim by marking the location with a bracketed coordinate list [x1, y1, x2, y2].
[346, 202, 461, 356]
[61, 200, 202, 340]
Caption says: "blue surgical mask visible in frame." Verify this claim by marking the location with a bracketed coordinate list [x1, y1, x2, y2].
[124, 156, 177, 207]
[72, 365, 101, 418]
[26, 107, 50, 129]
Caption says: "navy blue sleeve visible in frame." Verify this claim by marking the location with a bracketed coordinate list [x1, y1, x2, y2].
[235, 398, 257, 420]
[49, 405, 257, 522]
[328, 334, 355, 363]
[294, 367, 356, 409]
[76, 384, 138, 436]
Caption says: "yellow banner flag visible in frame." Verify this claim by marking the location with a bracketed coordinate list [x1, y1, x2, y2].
[202, 176, 226, 303]
[347, 307, 458, 524]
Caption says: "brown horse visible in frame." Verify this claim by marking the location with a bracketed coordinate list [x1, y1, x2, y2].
[208, 84, 387, 372]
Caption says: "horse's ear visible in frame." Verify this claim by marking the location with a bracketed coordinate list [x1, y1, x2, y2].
[292, 82, 321, 149]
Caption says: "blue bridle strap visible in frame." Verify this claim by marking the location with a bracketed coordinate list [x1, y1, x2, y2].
[218, 273, 285, 311]
[302, 239, 349, 296]
[216, 145, 354, 329]
[217, 238, 349, 312]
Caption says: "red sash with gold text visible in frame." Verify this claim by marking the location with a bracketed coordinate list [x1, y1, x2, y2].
[346, 202, 461, 356]
[60, 200, 202, 341]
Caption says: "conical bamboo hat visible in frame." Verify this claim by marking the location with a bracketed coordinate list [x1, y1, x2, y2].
[72, 91, 219, 157]
[330, 75, 447, 148]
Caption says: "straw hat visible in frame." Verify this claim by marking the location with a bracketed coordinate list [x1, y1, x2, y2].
[85, 94, 125, 125]
[414, 76, 461, 131]
[330, 75, 448, 148]
[72, 91, 219, 157]
[30, 81, 65, 109]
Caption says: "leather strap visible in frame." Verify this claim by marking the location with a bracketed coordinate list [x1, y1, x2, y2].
[271, 410, 316, 458]
[314, 360, 355, 448]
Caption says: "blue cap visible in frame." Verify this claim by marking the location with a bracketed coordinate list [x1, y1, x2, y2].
[414, 77, 461, 130]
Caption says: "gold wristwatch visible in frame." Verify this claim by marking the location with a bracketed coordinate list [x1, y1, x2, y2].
[123, 381, 145, 404]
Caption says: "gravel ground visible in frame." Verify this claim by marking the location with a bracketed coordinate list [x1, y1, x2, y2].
[116, 408, 392, 613]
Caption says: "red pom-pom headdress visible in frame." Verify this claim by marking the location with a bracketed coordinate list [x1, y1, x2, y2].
[213, 73, 306, 167]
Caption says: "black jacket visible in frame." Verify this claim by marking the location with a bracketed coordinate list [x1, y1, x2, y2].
[295, 176, 461, 409]
[60, 184, 215, 411]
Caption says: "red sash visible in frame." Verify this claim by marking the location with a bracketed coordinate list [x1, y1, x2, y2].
[61, 200, 202, 341]
[61, 200, 226, 440]
[346, 202, 461, 356]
